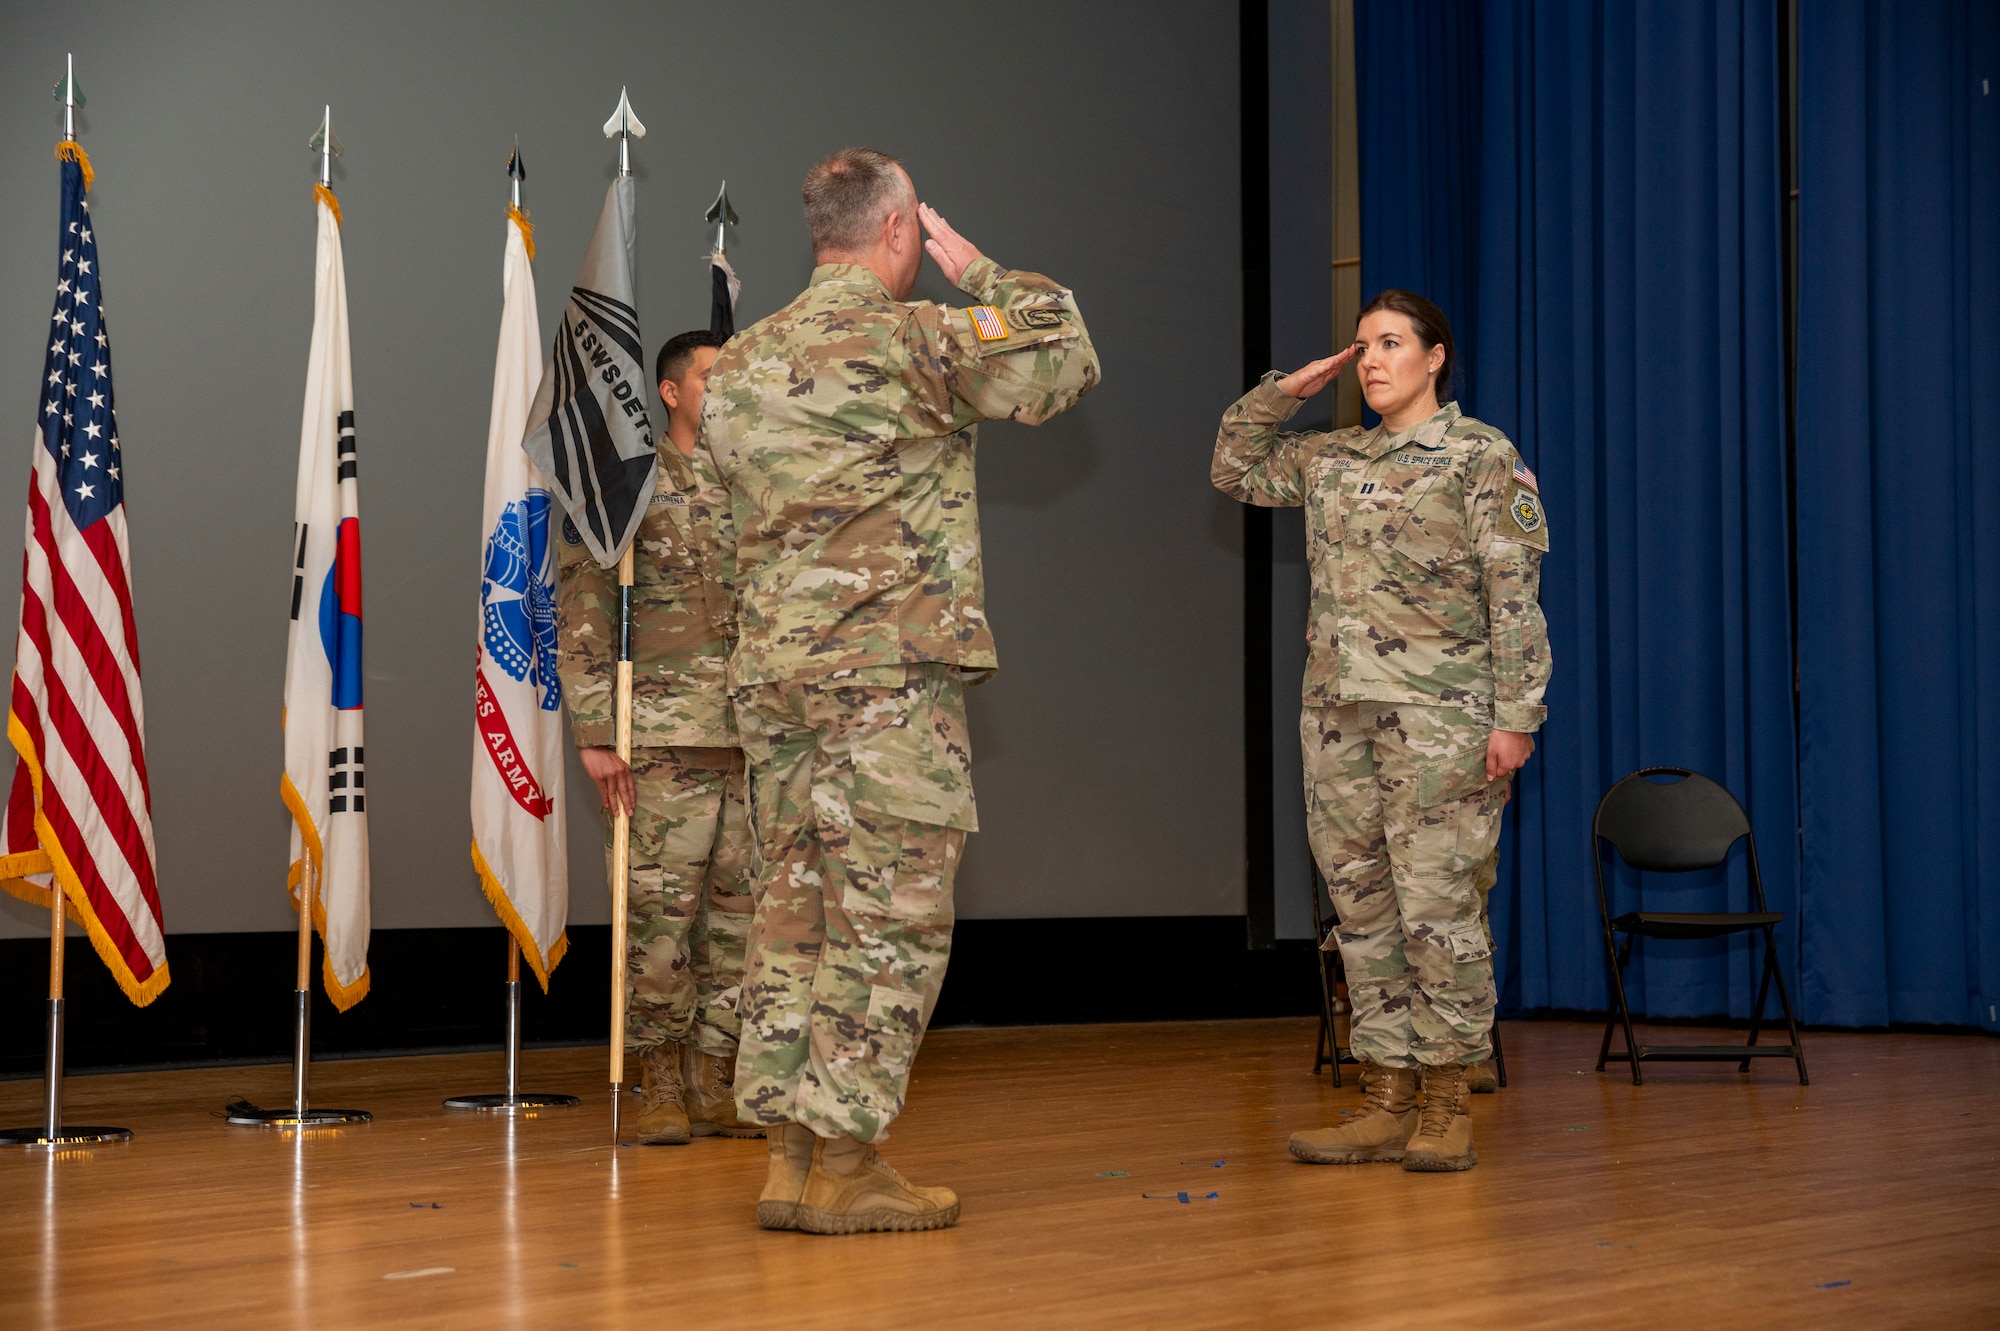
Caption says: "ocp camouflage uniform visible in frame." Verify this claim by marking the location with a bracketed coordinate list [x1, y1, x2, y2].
[1214, 377, 1550, 1068]
[705, 257, 1099, 1142]
[556, 438, 751, 1058]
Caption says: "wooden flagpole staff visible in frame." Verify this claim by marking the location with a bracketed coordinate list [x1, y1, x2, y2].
[609, 550, 635, 1143]
[603, 92, 643, 1146]
[0, 56, 131, 1151]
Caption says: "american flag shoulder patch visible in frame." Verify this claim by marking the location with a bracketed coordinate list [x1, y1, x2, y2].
[1512, 458, 1539, 493]
[968, 305, 1010, 342]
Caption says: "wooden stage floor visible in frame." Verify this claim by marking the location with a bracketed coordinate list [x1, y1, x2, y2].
[1, 1018, 1995, 1328]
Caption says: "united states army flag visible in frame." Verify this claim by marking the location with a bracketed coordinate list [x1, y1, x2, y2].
[471, 205, 568, 987]
[280, 184, 369, 1009]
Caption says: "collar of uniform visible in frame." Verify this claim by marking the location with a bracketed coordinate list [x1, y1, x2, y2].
[657, 438, 696, 492]
[811, 262, 893, 299]
[1351, 400, 1462, 460]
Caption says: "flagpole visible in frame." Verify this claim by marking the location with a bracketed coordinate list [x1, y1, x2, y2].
[610, 548, 635, 1145]
[445, 140, 582, 1115]
[226, 106, 368, 1128]
[0, 55, 132, 1150]
[705, 182, 739, 338]
[603, 88, 643, 1146]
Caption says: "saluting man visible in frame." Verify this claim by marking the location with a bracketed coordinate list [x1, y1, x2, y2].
[556, 328, 759, 1145]
[704, 147, 1100, 1234]
[1213, 290, 1550, 1173]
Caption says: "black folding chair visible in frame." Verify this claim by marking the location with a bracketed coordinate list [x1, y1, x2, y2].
[1592, 767, 1808, 1085]
[1309, 865, 1508, 1087]
[1309, 871, 1348, 1086]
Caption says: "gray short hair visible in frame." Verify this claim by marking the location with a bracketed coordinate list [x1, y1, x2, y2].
[802, 147, 909, 255]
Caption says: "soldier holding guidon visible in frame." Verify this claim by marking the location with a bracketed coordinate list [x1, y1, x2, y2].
[556, 329, 760, 1145]
[704, 148, 1100, 1233]
[1212, 290, 1550, 1172]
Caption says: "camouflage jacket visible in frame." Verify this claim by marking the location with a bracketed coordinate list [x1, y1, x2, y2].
[702, 256, 1100, 686]
[1213, 377, 1551, 732]
[555, 437, 736, 749]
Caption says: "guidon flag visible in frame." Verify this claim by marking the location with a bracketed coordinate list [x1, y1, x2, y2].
[471, 196, 569, 986]
[0, 142, 168, 1005]
[520, 175, 657, 568]
[280, 180, 370, 1009]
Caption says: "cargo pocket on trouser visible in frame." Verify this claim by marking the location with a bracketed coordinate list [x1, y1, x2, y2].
[1446, 921, 1492, 964]
[865, 983, 928, 1083]
[1415, 744, 1505, 871]
[837, 665, 977, 925]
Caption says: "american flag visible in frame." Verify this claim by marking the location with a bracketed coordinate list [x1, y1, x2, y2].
[1513, 458, 1539, 493]
[0, 149, 166, 1005]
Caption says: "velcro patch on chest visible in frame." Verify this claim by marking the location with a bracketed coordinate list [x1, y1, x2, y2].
[968, 305, 1010, 341]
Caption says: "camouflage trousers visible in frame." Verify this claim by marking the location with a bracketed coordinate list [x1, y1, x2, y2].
[731, 664, 976, 1144]
[608, 745, 754, 1059]
[1301, 701, 1506, 1068]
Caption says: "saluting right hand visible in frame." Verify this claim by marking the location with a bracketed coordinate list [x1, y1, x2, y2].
[919, 203, 984, 287]
[1276, 344, 1363, 399]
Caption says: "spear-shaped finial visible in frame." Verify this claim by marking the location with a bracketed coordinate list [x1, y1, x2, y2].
[602, 87, 645, 179]
[705, 182, 738, 255]
[52, 53, 85, 142]
[308, 106, 344, 188]
[507, 136, 526, 208]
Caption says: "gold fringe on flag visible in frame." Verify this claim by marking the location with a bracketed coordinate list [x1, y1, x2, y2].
[313, 181, 343, 230]
[55, 141, 94, 192]
[0, 703, 170, 1006]
[280, 771, 370, 1011]
[470, 840, 566, 992]
[507, 204, 536, 261]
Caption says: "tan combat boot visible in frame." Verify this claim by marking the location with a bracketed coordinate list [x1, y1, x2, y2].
[634, 1043, 691, 1145]
[795, 1134, 960, 1235]
[1465, 1059, 1499, 1094]
[756, 1123, 817, 1231]
[1288, 1063, 1420, 1164]
[684, 1044, 765, 1139]
[1403, 1063, 1478, 1171]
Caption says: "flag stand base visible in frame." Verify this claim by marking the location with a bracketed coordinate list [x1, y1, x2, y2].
[444, 966, 579, 1111]
[0, 998, 133, 1148]
[443, 1093, 581, 1111]
[224, 989, 371, 1127]
[223, 1103, 372, 1127]
[0, 1125, 133, 1146]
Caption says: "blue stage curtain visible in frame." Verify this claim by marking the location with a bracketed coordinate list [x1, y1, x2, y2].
[1795, 1, 2000, 1031]
[1357, 0, 1798, 1018]
[1356, 0, 1485, 376]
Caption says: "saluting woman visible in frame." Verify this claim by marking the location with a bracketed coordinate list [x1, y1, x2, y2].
[1212, 291, 1550, 1172]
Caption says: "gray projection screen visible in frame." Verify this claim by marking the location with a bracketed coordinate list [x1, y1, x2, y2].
[0, 0, 1245, 937]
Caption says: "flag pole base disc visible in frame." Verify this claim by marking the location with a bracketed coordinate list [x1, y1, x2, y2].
[224, 1106, 372, 1126]
[0, 1125, 132, 1147]
[443, 1093, 582, 1111]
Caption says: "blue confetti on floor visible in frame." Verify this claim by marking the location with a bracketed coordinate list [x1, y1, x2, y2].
[1816, 1280, 1852, 1290]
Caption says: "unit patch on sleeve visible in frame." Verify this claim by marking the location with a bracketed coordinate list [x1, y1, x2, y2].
[1509, 489, 1545, 535]
[1010, 305, 1066, 330]
[968, 305, 1010, 342]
